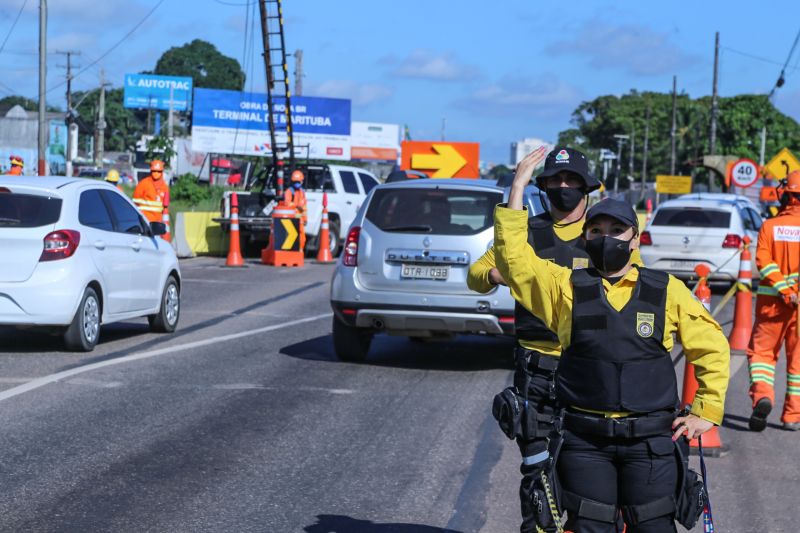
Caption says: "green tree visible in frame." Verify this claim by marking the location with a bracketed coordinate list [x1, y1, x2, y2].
[74, 88, 146, 152]
[154, 39, 245, 90]
[0, 95, 61, 112]
[559, 91, 800, 188]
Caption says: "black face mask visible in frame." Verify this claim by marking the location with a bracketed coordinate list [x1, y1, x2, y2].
[585, 236, 633, 273]
[546, 187, 585, 212]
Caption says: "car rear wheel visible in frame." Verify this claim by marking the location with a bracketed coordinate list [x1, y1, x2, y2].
[332, 316, 372, 362]
[148, 276, 180, 333]
[63, 287, 100, 352]
[328, 218, 341, 257]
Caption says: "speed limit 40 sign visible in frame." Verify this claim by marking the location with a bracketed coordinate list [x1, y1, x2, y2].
[729, 158, 759, 188]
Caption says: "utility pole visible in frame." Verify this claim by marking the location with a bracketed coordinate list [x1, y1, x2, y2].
[709, 31, 720, 155]
[628, 128, 635, 181]
[37, 0, 47, 176]
[613, 134, 629, 195]
[441, 117, 446, 141]
[670, 75, 678, 175]
[294, 49, 303, 96]
[57, 50, 80, 177]
[640, 104, 651, 202]
[167, 85, 175, 138]
[94, 69, 108, 167]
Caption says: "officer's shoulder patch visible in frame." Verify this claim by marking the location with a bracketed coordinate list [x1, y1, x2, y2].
[636, 312, 655, 338]
[572, 258, 589, 270]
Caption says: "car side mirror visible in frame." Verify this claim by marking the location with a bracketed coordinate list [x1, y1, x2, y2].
[150, 221, 167, 236]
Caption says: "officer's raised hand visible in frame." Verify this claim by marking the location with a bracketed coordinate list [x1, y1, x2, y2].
[508, 150, 542, 210]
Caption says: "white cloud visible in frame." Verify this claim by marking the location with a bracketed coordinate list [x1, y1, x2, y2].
[546, 21, 699, 76]
[308, 80, 393, 107]
[389, 49, 480, 82]
[457, 74, 581, 117]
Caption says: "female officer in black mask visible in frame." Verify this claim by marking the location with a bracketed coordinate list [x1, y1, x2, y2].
[493, 151, 730, 533]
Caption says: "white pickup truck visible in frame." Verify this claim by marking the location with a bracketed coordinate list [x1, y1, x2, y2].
[217, 164, 380, 256]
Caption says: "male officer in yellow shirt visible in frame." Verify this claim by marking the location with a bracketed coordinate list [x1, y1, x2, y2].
[470, 147, 601, 532]
[492, 150, 730, 532]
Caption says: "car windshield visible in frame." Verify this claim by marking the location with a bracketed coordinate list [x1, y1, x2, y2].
[651, 207, 731, 228]
[366, 187, 502, 235]
[0, 193, 62, 228]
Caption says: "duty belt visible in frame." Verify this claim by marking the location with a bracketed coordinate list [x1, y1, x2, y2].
[515, 347, 560, 372]
[564, 411, 673, 438]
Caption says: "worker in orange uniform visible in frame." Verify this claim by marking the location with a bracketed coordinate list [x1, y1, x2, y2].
[133, 160, 169, 223]
[748, 170, 800, 432]
[6, 155, 24, 175]
[284, 170, 308, 223]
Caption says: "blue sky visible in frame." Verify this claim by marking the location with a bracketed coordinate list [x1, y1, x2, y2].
[1, 0, 799, 164]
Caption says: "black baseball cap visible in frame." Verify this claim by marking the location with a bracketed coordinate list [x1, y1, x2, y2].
[535, 147, 602, 192]
[584, 199, 638, 229]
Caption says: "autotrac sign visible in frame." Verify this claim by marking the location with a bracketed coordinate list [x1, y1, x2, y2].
[191, 88, 351, 159]
[123, 74, 193, 111]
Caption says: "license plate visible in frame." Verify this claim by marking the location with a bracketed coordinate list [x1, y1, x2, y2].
[669, 260, 697, 269]
[400, 264, 450, 280]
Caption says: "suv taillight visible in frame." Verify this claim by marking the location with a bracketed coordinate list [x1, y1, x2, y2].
[722, 234, 742, 249]
[639, 231, 653, 246]
[40, 230, 80, 261]
[343, 227, 361, 267]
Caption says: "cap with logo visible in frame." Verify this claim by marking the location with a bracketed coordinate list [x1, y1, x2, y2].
[584, 199, 638, 229]
[535, 147, 601, 192]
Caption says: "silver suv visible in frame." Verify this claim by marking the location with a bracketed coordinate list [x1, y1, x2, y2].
[329, 178, 543, 361]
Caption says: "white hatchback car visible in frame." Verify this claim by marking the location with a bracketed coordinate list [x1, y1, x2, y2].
[639, 193, 762, 281]
[0, 176, 181, 351]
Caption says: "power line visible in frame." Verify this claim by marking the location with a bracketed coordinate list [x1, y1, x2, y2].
[45, 0, 167, 95]
[769, 27, 800, 98]
[0, 0, 28, 56]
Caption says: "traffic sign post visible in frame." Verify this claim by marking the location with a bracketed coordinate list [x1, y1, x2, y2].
[729, 159, 759, 189]
[401, 141, 480, 178]
[655, 175, 693, 195]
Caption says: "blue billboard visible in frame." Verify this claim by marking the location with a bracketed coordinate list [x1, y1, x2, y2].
[192, 88, 351, 136]
[123, 74, 193, 111]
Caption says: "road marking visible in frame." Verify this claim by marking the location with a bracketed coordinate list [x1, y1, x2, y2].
[0, 313, 333, 404]
[213, 384, 355, 394]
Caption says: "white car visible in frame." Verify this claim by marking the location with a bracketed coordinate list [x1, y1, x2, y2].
[0, 176, 181, 351]
[639, 193, 762, 281]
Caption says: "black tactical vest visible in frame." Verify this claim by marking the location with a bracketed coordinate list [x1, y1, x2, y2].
[515, 213, 591, 344]
[556, 267, 679, 413]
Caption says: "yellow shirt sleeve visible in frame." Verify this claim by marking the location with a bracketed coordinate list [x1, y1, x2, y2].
[467, 247, 497, 294]
[667, 277, 730, 425]
[494, 206, 570, 335]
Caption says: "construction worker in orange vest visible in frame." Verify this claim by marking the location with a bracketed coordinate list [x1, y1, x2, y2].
[284, 170, 308, 223]
[133, 160, 169, 223]
[6, 155, 23, 175]
[105, 169, 123, 191]
[748, 170, 800, 432]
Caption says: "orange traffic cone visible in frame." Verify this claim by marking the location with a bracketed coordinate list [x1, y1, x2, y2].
[225, 193, 245, 267]
[161, 207, 171, 243]
[682, 264, 726, 455]
[315, 192, 335, 264]
[728, 236, 753, 351]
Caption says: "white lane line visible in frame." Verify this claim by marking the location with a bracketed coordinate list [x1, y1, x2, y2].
[0, 312, 333, 404]
[0, 377, 35, 384]
[213, 384, 355, 394]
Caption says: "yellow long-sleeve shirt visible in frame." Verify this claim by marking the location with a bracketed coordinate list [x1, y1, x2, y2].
[493, 205, 730, 425]
[468, 219, 642, 356]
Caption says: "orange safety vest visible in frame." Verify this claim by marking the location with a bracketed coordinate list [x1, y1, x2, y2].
[283, 187, 307, 219]
[756, 203, 800, 298]
[6, 166, 22, 176]
[133, 175, 169, 223]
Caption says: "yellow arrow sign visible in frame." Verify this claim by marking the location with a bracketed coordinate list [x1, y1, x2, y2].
[280, 218, 298, 250]
[410, 144, 468, 178]
[765, 147, 800, 180]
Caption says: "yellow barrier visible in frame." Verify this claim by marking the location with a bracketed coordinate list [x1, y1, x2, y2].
[179, 211, 229, 256]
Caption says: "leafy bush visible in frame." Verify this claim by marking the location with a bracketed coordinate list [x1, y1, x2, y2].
[170, 173, 226, 208]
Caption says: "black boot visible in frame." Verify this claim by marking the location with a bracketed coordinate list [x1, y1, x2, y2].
[749, 398, 772, 432]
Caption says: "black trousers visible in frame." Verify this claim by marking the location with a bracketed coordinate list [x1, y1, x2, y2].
[514, 353, 559, 533]
[558, 429, 679, 533]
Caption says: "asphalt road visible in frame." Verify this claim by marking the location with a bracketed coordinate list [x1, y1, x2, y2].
[0, 259, 796, 532]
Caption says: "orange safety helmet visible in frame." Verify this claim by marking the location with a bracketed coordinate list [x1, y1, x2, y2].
[9, 155, 23, 168]
[785, 170, 800, 193]
[290, 170, 304, 183]
[150, 160, 165, 172]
